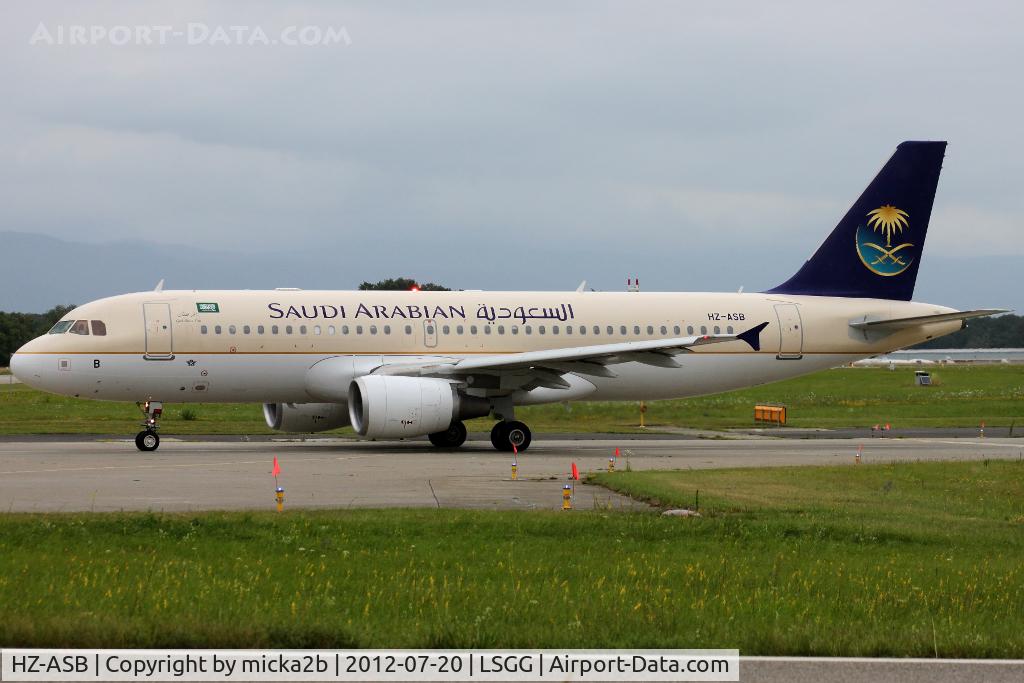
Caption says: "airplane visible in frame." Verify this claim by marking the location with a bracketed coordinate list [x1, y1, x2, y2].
[10, 141, 1005, 452]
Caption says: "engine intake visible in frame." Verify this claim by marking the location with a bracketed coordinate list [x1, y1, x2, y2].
[348, 375, 488, 439]
[263, 402, 350, 433]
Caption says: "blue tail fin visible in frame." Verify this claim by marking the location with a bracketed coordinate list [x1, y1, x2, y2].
[766, 141, 946, 300]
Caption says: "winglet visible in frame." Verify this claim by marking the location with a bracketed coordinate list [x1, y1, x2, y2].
[737, 321, 769, 351]
[154, 279, 165, 293]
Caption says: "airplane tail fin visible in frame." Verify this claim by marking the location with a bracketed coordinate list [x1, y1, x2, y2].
[766, 141, 946, 301]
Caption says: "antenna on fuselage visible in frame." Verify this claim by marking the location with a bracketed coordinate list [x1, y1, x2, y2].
[154, 279, 165, 292]
[576, 280, 587, 293]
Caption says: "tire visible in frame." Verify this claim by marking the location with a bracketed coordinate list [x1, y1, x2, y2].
[428, 421, 467, 448]
[490, 422, 511, 451]
[505, 421, 532, 452]
[135, 430, 160, 452]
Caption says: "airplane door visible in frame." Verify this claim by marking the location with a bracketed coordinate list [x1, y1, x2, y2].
[143, 303, 174, 359]
[423, 319, 438, 348]
[774, 303, 803, 360]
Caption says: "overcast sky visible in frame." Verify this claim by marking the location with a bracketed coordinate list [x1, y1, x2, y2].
[1, 2, 1020, 310]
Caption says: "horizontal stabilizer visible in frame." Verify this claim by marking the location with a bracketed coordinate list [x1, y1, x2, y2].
[849, 309, 1008, 330]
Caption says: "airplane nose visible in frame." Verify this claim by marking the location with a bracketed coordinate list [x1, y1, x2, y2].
[9, 348, 27, 382]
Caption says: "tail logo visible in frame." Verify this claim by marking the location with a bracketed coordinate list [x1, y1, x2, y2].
[855, 205, 915, 276]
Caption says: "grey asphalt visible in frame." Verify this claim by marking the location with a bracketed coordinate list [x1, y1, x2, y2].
[0, 435, 1020, 513]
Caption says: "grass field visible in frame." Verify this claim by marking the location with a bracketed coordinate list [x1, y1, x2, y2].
[2, 461, 1023, 655]
[1, 365, 1022, 435]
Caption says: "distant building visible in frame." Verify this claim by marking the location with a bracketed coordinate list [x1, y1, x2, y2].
[852, 349, 1024, 367]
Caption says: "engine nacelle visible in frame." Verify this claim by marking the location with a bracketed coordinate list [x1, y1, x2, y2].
[263, 402, 350, 433]
[349, 376, 487, 439]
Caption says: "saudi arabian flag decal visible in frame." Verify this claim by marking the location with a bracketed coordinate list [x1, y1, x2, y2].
[196, 302, 220, 313]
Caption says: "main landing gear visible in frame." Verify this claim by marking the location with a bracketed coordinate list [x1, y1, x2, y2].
[428, 421, 468, 448]
[490, 421, 532, 452]
[135, 400, 163, 452]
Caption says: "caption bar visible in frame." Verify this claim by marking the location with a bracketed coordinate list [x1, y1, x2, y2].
[1, 649, 738, 681]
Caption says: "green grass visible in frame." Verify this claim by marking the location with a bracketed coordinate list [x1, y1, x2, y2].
[2, 461, 1024, 654]
[1, 365, 1023, 435]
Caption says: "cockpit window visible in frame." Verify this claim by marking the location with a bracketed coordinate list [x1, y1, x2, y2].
[69, 320, 90, 335]
[48, 320, 74, 334]
[91, 320, 107, 336]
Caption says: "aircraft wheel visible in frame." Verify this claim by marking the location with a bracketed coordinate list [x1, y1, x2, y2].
[490, 422, 511, 451]
[135, 430, 160, 452]
[428, 421, 467, 448]
[506, 421, 532, 452]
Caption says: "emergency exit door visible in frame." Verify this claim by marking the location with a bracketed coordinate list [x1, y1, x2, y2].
[773, 303, 803, 360]
[143, 303, 174, 359]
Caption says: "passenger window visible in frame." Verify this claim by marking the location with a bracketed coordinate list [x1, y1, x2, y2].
[342, 325, 350, 335]
[660, 326, 667, 335]
[369, 325, 378, 335]
[258, 325, 265, 335]
[511, 325, 519, 335]
[727, 326, 734, 334]
[539, 325, 546, 335]
[687, 325, 694, 335]
[215, 325, 222, 335]
[272, 325, 279, 334]
[313, 325, 321, 335]
[384, 325, 391, 335]
[443, 325, 451, 335]
[299, 325, 307, 335]
[674, 325, 681, 335]
[425, 324, 434, 335]
[356, 325, 364, 335]
[91, 320, 107, 336]
[70, 320, 90, 335]
[201, 325, 208, 335]
[229, 325, 237, 335]
[484, 326, 491, 335]
[497, 325, 505, 334]
[565, 326, 572, 335]
[619, 325, 626, 335]
[634, 325, 641, 335]
[470, 325, 478, 334]
[243, 325, 251, 335]
[579, 326, 586, 335]
[328, 326, 336, 335]
[700, 326, 707, 335]
[457, 325, 464, 335]
[404, 325, 412, 335]
[48, 320, 74, 334]
[714, 325, 721, 334]
[525, 325, 532, 335]
[552, 326, 559, 335]
[285, 326, 293, 335]
[594, 326, 601, 335]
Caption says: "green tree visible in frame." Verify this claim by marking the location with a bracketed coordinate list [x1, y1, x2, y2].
[358, 277, 450, 291]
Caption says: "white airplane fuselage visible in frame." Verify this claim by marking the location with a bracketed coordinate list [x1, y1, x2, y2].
[11, 289, 960, 404]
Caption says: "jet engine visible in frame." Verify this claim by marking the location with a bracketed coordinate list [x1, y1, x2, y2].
[262, 402, 350, 433]
[348, 375, 489, 439]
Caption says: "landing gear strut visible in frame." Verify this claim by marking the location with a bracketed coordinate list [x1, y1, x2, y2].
[428, 420, 468, 448]
[490, 420, 532, 452]
[135, 400, 163, 452]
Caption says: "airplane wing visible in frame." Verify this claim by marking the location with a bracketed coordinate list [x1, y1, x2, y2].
[849, 309, 1008, 330]
[375, 322, 770, 388]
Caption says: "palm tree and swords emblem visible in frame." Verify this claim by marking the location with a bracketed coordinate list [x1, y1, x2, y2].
[855, 204, 914, 276]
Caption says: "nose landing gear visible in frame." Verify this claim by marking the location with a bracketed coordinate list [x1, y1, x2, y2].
[135, 400, 163, 452]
